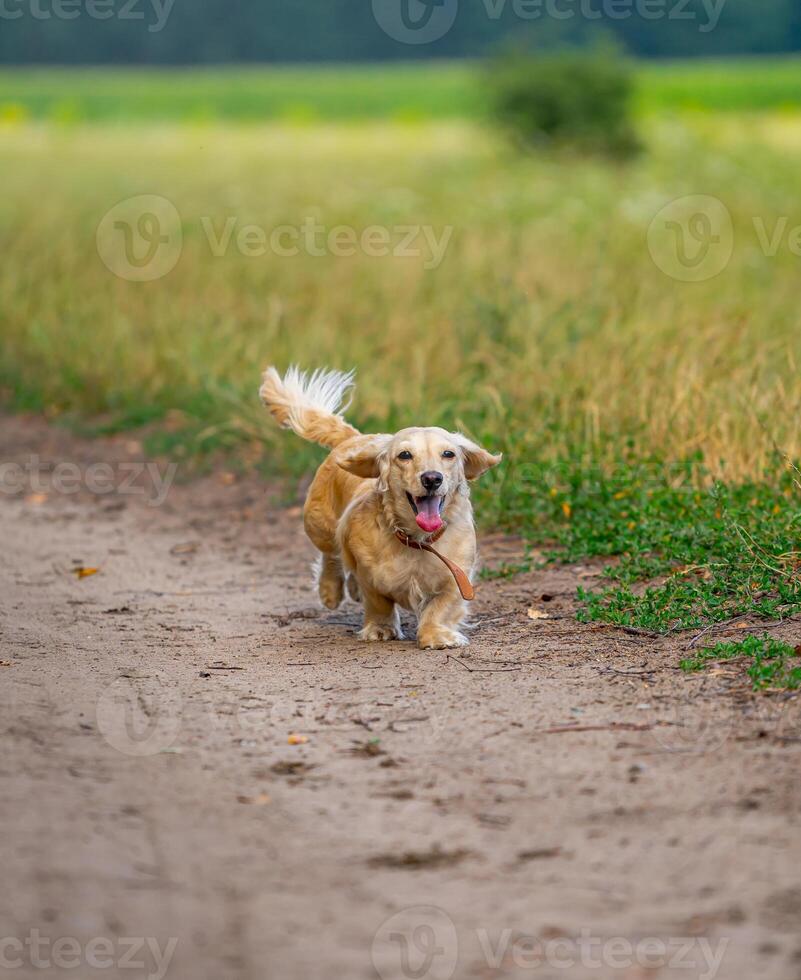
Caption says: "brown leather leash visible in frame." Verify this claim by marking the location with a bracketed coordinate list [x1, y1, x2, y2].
[394, 527, 475, 602]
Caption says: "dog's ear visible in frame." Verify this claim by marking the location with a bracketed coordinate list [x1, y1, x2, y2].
[452, 433, 503, 481]
[336, 434, 392, 482]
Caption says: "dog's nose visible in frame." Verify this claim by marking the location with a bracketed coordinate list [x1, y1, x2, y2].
[420, 471, 443, 491]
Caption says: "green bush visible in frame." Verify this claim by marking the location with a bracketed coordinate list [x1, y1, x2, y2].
[486, 46, 640, 158]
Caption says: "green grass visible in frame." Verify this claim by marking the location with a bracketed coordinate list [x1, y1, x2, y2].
[681, 635, 801, 691]
[2, 56, 801, 124]
[638, 56, 801, 114]
[482, 454, 801, 635]
[0, 63, 478, 123]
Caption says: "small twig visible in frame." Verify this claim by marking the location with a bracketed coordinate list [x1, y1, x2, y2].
[575, 622, 664, 639]
[116, 587, 254, 597]
[468, 656, 532, 667]
[446, 656, 521, 673]
[475, 613, 519, 625]
[614, 625, 662, 639]
[687, 612, 801, 650]
[387, 716, 431, 732]
[686, 617, 742, 650]
[532, 722, 654, 735]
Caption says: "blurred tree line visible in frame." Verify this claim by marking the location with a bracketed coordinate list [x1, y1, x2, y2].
[1, 0, 799, 64]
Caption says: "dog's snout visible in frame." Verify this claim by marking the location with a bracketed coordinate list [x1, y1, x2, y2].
[421, 471, 443, 491]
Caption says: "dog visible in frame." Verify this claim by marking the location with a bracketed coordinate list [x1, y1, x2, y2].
[259, 365, 501, 649]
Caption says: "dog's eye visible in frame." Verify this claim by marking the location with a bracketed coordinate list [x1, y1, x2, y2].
[397, 450, 413, 460]
[442, 450, 456, 459]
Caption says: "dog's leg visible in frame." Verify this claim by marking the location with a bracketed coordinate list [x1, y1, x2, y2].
[317, 553, 345, 609]
[346, 574, 362, 603]
[358, 583, 403, 642]
[417, 590, 468, 649]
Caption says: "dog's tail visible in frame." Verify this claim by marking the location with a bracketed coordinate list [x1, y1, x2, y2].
[259, 365, 360, 449]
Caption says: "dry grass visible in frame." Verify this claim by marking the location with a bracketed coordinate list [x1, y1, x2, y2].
[2, 117, 801, 480]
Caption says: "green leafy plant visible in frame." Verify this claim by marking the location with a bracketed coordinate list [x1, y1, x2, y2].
[681, 634, 801, 691]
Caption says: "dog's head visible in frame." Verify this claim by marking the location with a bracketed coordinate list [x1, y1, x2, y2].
[336, 427, 502, 534]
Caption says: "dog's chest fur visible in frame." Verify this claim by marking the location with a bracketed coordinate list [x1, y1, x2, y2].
[371, 546, 451, 611]
[336, 489, 476, 610]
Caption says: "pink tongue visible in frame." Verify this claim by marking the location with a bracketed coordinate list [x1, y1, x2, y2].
[415, 496, 443, 533]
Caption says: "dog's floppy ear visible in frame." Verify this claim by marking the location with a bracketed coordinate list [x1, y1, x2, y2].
[335, 434, 392, 482]
[452, 433, 503, 481]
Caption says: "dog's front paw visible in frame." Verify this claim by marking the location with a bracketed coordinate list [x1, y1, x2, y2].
[358, 621, 403, 642]
[318, 570, 344, 609]
[418, 628, 469, 650]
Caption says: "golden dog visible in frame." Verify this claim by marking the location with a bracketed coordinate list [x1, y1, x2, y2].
[260, 366, 501, 649]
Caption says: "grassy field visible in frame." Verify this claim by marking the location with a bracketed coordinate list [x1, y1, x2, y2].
[2, 56, 801, 123]
[2, 67, 801, 659]
[0, 63, 477, 123]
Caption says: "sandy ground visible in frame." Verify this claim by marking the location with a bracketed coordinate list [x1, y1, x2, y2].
[1, 415, 800, 980]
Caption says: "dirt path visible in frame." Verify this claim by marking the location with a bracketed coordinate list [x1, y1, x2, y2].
[2, 416, 800, 980]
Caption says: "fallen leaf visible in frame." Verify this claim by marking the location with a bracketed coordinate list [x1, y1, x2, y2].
[734, 621, 749, 629]
[527, 608, 552, 621]
[793, 645, 801, 657]
[237, 791, 271, 805]
[288, 734, 309, 745]
[72, 567, 99, 579]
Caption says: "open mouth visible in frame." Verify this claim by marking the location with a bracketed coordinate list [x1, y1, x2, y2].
[406, 492, 445, 533]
